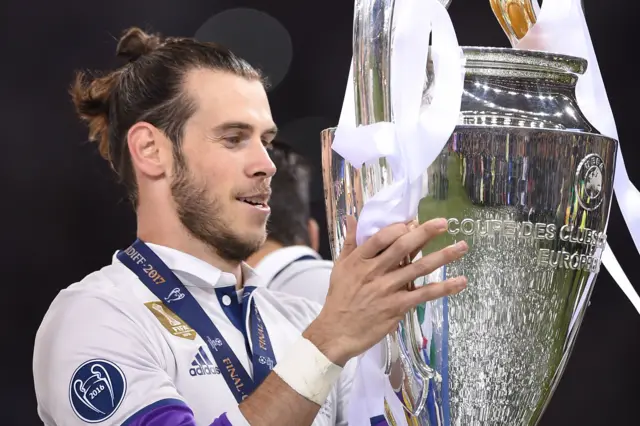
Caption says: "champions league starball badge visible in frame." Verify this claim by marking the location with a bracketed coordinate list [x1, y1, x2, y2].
[69, 359, 127, 423]
[576, 153, 605, 211]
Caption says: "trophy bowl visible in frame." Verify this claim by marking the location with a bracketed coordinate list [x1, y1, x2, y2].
[321, 47, 616, 425]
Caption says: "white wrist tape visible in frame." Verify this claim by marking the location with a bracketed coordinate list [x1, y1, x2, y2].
[273, 336, 343, 406]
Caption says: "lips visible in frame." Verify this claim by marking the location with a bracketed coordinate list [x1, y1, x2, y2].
[236, 193, 270, 208]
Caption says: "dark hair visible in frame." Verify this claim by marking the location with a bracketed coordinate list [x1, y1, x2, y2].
[266, 141, 313, 247]
[70, 27, 263, 204]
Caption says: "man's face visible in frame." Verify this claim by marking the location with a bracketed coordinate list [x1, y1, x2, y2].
[172, 69, 277, 262]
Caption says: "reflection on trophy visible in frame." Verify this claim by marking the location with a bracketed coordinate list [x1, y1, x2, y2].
[322, 0, 617, 424]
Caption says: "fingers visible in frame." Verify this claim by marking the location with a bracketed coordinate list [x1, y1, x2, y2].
[399, 276, 468, 308]
[375, 218, 450, 272]
[356, 222, 413, 259]
[384, 240, 468, 288]
[405, 219, 423, 262]
[408, 246, 422, 265]
[336, 216, 358, 262]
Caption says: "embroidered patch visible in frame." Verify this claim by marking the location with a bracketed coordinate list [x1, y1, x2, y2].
[69, 359, 127, 423]
[144, 301, 197, 340]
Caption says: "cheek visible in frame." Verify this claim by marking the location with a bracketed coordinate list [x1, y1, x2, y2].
[206, 176, 233, 204]
[181, 142, 244, 203]
[201, 146, 238, 175]
[190, 158, 235, 196]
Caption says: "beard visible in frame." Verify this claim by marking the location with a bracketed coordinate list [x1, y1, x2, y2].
[170, 160, 267, 263]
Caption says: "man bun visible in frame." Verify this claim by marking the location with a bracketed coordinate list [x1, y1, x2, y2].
[69, 72, 116, 160]
[69, 27, 164, 161]
[116, 27, 162, 63]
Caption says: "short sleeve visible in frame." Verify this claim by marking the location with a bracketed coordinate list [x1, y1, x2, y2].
[33, 292, 185, 425]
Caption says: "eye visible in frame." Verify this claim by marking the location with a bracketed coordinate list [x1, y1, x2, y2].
[223, 135, 242, 145]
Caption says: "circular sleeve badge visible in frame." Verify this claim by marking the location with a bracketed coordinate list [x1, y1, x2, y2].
[69, 359, 127, 423]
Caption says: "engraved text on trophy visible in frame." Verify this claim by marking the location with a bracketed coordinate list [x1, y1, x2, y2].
[446, 218, 607, 272]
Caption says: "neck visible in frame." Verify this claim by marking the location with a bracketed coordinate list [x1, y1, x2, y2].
[245, 239, 284, 268]
[136, 198, 244, 286]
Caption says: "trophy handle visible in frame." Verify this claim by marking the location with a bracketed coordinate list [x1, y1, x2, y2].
[404, 254, 438, 383]
[393, 248, 435, 419]
[399, 308, 433, 418]
[403, 309, 436, 380]
[382, 334, 394, 374]
[320, 125, 432, 418]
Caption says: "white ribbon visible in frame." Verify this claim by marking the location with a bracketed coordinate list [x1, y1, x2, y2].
[516, 0, 640, 314]
[346, 340, 409, 426]
[333, 0, 464, 246]
[334, 0, 464, 423]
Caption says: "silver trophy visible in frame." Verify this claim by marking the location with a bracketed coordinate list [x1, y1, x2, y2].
[321, 0, 616, 424]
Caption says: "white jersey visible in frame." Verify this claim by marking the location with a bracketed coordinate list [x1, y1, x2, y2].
[253, 246, 333, 305]
[33, 243, 354, 425]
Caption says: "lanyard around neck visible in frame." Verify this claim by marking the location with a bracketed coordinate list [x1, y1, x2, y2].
[117, 240, 276, 402]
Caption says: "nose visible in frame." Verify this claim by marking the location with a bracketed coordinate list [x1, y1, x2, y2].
[246, 138, 276, 178]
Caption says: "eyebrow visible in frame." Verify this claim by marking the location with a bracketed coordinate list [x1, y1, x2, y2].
[212, 121, 278, 137]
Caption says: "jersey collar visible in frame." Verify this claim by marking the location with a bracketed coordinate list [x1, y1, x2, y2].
[113, 242, 263, 289]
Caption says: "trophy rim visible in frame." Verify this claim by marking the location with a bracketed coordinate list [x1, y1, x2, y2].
[461, 46, 588, 76]
[321, 125, 618, 143]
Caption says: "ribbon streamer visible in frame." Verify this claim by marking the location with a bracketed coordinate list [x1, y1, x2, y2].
[333, 0, 464, 245]
[333, 0, 464, 423]
[516, 0, 640, 314]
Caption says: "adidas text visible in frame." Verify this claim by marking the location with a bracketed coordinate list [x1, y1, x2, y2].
[190, 365, 220, 376]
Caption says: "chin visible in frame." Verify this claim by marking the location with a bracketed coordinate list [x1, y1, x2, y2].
[243, 228, 268, 248]
[202, 227, 266, 263]
[241, 213, 269, 234]
[229, 217, 266, 241]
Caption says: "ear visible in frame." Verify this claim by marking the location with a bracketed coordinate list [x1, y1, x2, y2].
[307, 218, 320, 252]
[127, 122, 172, 179]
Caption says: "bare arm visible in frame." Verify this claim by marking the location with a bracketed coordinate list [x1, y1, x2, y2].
[239, 370, 322, 425]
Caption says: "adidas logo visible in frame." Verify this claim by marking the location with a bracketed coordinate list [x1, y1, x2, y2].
[189, 346, 220, 376]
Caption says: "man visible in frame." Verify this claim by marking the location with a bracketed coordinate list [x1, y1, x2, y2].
[33, 27, 468, 426]
[246, 141, 331, 305]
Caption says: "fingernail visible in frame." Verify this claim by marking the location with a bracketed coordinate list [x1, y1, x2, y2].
[456, 276, 468, 288]
[451, 277, 467, 294]
[454, 241, 468, 253]
[409, 220, 419, 230]
[435, 218, 448, 230]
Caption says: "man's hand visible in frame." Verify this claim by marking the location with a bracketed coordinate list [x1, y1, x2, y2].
[239, 217, 467, 426]
[304, 216, 468, 366]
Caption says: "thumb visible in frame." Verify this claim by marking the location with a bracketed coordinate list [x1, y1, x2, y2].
[337, 215, 357, 262]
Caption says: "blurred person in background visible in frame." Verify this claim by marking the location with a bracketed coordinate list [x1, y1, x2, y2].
[246, 141, 332, 305]
[32, 27, 468, 426]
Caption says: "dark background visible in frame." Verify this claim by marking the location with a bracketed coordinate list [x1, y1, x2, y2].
[2, 0, 639, 424]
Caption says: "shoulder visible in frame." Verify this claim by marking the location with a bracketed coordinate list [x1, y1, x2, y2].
[33, 265, 172, 424]
[266, 259, 334, 305]
[281, 259, 333, 285]
[281, 259, 334, 275]
[36, 263, 145, 331]
[254, 286, 324, 329]
[34, 263, 157, 367]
